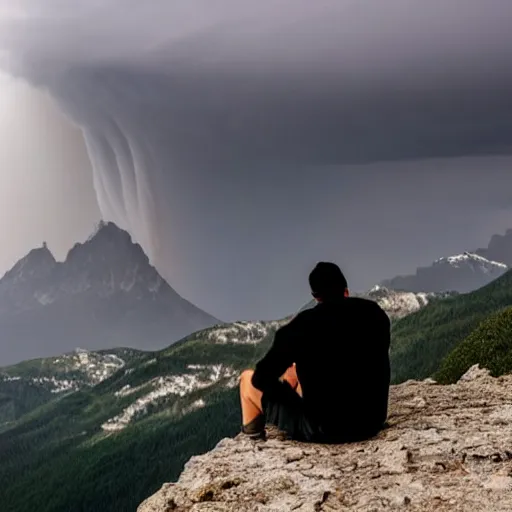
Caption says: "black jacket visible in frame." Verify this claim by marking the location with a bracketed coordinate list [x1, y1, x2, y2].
[252, 297, 391, 439]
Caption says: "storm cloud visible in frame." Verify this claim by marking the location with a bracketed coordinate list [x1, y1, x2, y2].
[0, 1, 512, 319]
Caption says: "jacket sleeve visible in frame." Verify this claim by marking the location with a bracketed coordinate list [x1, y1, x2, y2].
[251, 315, 301, 399]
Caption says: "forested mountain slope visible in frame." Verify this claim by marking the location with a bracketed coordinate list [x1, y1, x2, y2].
[435, 307, 512, 384]
[390, 270, 512, 383]
[0, 348, 142, 426]
[0, 321, 283, 512]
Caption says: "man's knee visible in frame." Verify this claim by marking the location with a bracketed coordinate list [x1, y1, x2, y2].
[240, 369, 254, 389]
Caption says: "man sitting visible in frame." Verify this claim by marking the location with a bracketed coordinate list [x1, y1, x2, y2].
[239, 261, 391, 442]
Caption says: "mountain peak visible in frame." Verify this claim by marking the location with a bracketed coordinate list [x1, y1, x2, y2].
[58, 221, 162, 299]
[433, 252, 507, 270]
[23, 243, 55, 265]
[66, 221, 147, 265]
[88, 221, 133, 244]
[2, 243, 56, 282]
[0, 222, 220, 364]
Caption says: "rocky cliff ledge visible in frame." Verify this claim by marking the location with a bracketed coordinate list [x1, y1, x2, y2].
[138, 366, 512, 511]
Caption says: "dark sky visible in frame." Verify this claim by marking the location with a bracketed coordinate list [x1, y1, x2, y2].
[0, 1, 512, 321]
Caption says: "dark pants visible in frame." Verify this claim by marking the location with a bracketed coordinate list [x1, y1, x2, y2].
[262, 389, 383, 444]
[262, 388, 320, 442]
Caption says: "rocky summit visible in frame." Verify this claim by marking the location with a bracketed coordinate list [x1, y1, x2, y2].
[138, 366, 512, 512]
[0, 222, 220, 365]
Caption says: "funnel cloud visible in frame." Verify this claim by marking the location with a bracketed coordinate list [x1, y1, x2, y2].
[0, 1, 512, 320]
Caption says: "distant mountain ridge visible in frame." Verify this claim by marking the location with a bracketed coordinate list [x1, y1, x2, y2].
[380, 228, 512, 294]
[381, 251, 508, 293]
[475, 228, 512, 266]
[0, 222, 220, 366]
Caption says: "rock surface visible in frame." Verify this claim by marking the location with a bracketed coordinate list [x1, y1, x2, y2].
[138, 365, 512, 511]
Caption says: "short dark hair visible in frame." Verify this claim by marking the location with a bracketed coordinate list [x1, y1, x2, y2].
[308, 262, 348, 299]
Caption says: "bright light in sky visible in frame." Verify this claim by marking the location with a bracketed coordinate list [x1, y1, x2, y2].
[0, 71, 100, 275]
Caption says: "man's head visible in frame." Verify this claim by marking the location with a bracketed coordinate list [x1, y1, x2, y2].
[309, 262, 348, 302]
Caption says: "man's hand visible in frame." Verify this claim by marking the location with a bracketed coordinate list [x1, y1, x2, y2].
[280, 363, 299, 390]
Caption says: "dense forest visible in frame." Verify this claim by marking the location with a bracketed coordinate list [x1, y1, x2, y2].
[0, 388, 241, 512]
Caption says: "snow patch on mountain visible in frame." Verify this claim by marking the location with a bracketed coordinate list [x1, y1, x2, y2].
[366, 285, 454, 319]
[35, 377, 78, 393]
[300, 286, 451, 319]
[1, 348, 130, 393]
[434, 252, 507, 272]
[0, 374, 80, 394]
[182, 399, 206, 415]
[102, 364, 237, 431]
[56, 349, 127, 384]
[207, 321, 285, 345]
[114, 383, 144, 397]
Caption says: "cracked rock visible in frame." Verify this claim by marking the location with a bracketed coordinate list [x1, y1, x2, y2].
[138, 370, 512, 512]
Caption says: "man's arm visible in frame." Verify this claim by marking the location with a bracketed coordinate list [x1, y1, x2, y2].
[251, 315, 302, 398]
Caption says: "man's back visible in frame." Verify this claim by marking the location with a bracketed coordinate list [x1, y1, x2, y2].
[252, 296, 391, 441]
[295, 297, 390, 438]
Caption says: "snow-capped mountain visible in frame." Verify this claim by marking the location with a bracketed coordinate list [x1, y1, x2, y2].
[434, 252, 507, 272]
[0, 222, 220, 366]
[381, 251, 508, 294]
